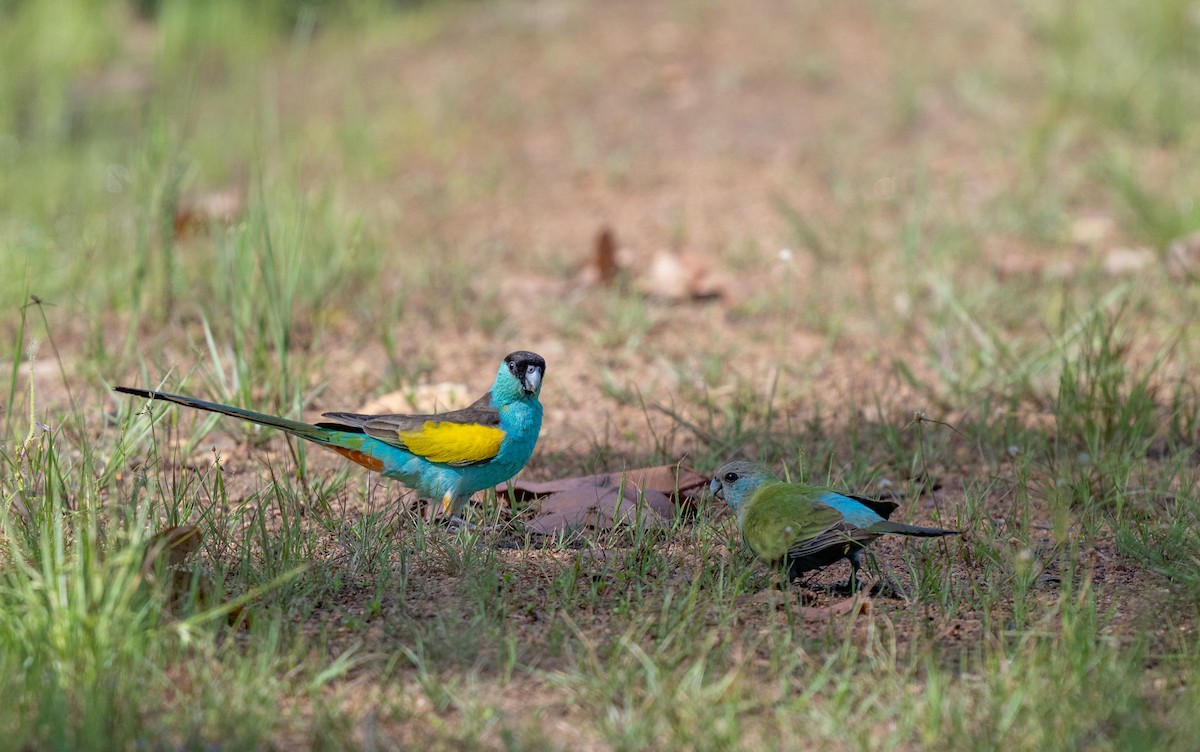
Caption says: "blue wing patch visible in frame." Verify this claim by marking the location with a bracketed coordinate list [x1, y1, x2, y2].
[817, 492, 888, 529]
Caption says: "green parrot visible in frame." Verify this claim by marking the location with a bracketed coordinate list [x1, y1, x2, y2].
[710, 460, 958, 590]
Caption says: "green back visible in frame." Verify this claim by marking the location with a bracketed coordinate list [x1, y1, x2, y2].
[739, 482, 842, 563]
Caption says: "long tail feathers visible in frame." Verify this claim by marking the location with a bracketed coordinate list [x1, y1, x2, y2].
[868, 520, 959, 537]
[115, 386, 341, 447]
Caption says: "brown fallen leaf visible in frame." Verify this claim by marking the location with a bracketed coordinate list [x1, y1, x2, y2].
[173, 188, 245, 239]
[808, 596, 871, 619]
[1103, 246, 1156, 276]
[638, 249, 728, 301]
[596, 226, 619, 285]
[524, 476, 674, 536]
[576, 225, 634, 287]
[499, 464, 708, 502]
[140, 524, 203, 577]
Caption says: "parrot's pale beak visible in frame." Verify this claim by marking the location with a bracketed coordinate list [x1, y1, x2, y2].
[522, 367, 542, 395]
[710, 478, 723, 499]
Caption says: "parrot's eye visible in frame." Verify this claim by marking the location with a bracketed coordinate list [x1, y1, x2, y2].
[723, 472, 738, 482]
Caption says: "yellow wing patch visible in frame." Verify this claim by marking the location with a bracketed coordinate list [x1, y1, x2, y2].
[398, 421, 505, 465]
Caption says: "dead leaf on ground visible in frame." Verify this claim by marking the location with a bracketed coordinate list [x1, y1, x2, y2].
[1103, 246, 1156, 276]
[173, 189, 245, 239]
[638, 249, 728, 301]
[140, 524, 204, 577]
[812, 596, 871, 618]
[522, 473, 675, 536]
[499, 464, 708, 503]
[595, 226, 619, 285]
[576, 225, 633, 287]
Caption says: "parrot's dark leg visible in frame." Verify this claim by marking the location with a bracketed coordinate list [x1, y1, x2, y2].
[830, 549, 865, 595]
[783, 559, 809, 590]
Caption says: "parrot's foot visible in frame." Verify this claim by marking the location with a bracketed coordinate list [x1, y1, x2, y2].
[830, 580, 861, 596]
[829, 578, 902, 598]
[443, 516, 505, 535]
[867, 578, 904, 599]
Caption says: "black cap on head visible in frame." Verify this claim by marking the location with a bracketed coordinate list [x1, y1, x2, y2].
[504, 351, 546, 373]
[505, 351, 546, 394]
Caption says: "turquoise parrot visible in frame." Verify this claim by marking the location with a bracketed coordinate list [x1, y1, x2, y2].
[710, 460, 957, 589]
[117, 351, 545, 519]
